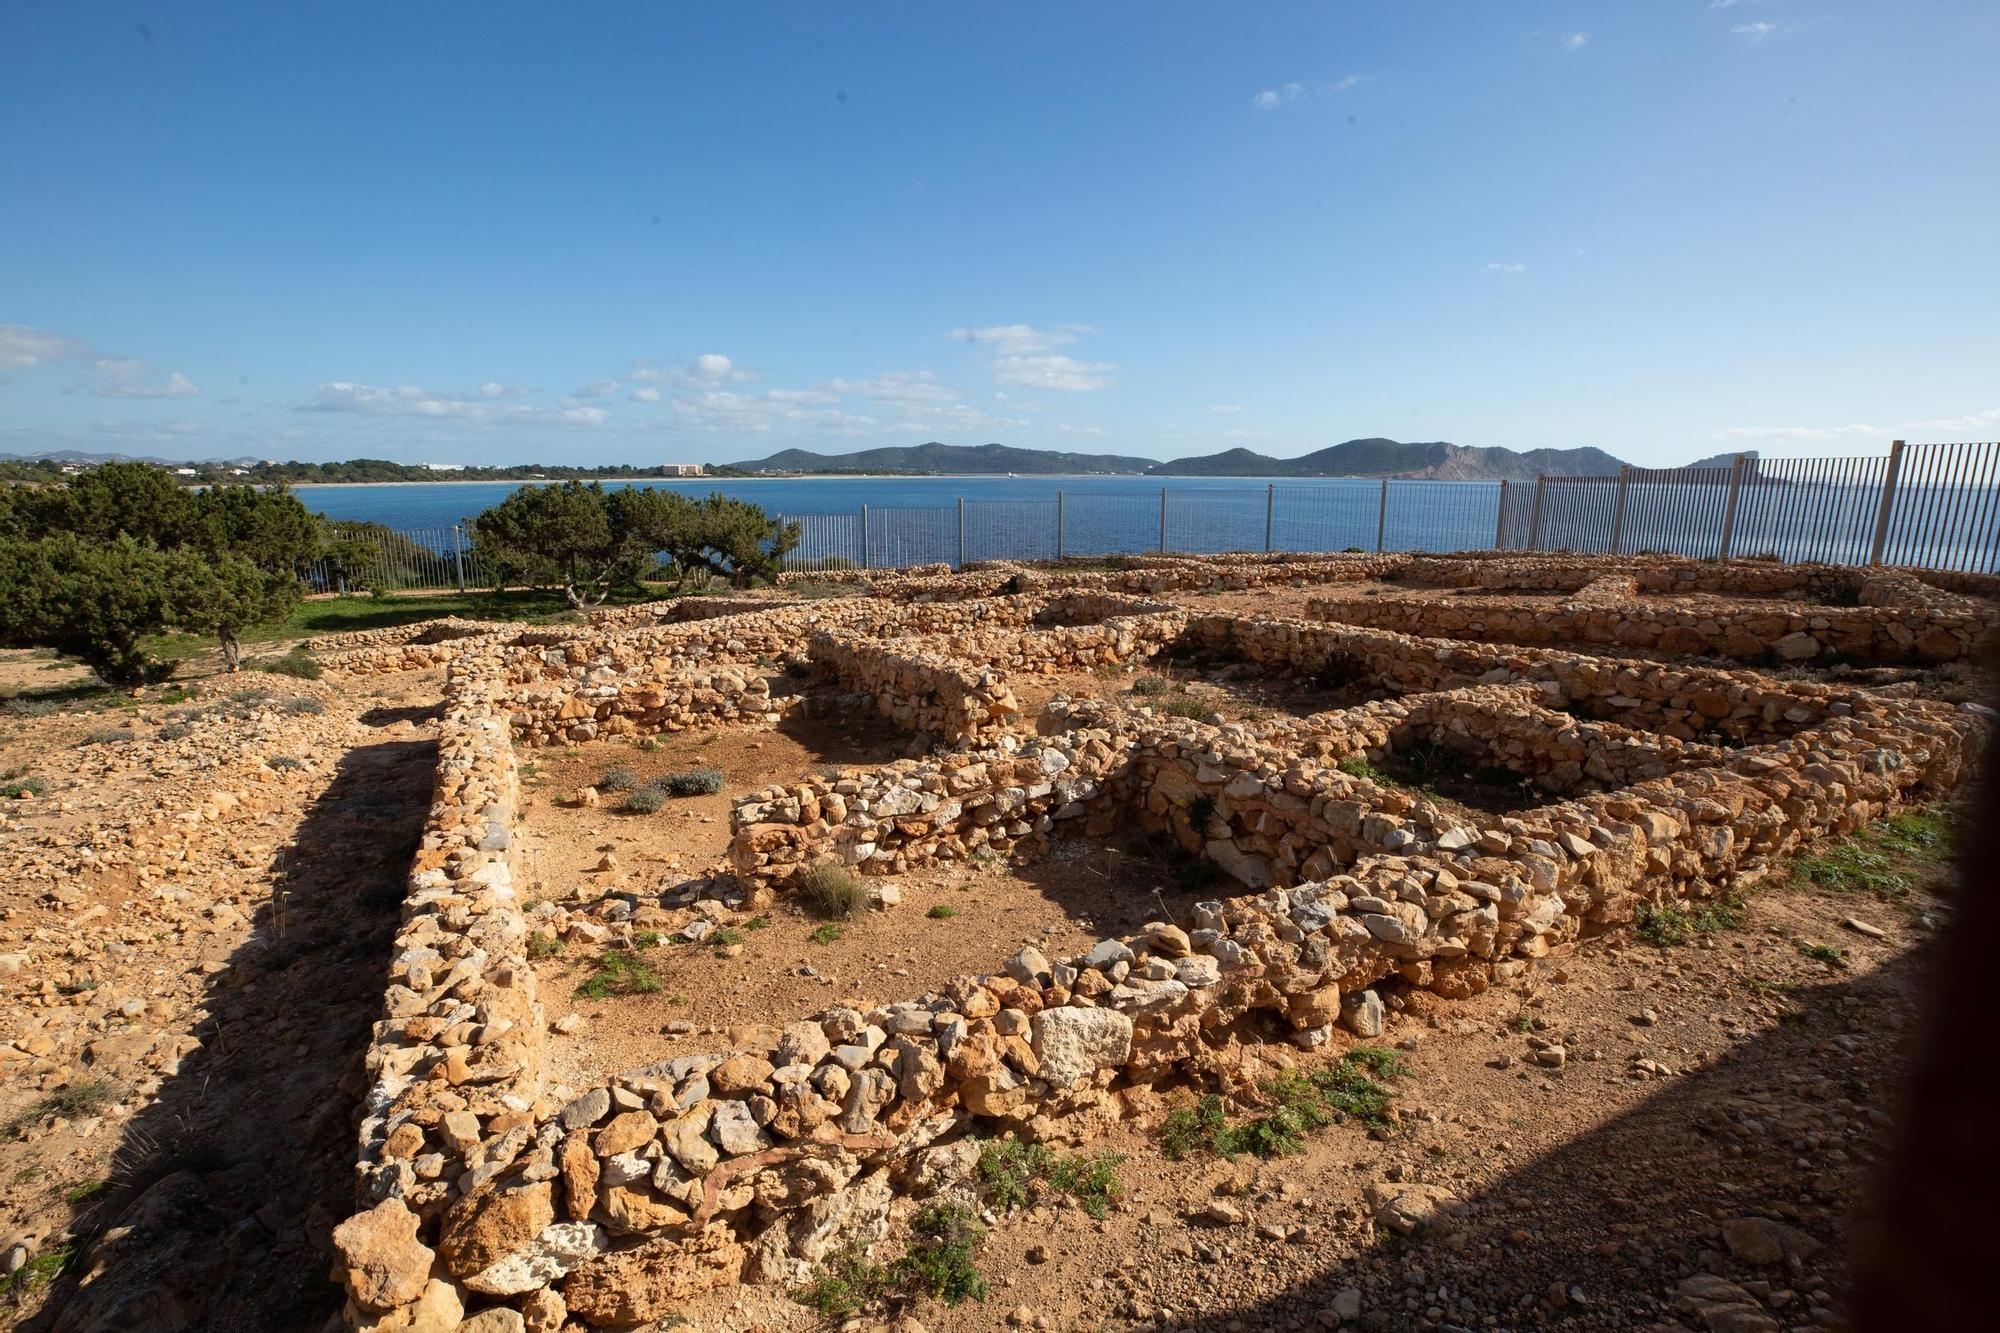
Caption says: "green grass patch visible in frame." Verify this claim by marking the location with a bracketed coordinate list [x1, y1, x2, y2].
[925, 904, 957, 920]
[792, 1202, 988, 1323]
[1, 1242, 74, 1304]
[1, 776, 49, 798]
[798, 861, 869, 920]
[64, 1179, 108, 1207]
[1635, 895, 1745, 946]
[526, 930, 564, 960]
[573, 949, 663, 1000]
[7, 1080, 113, 1136]
[975, 1137, 1126, 1218]
[250, 648, 323, 679]
[708, 927, 744, 949]
[1157, 1047, 1409, 1160]
[808, 923, 844, 945]
[1798, 941, 1847, 964]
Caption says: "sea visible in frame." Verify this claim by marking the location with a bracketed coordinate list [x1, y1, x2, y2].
[293, 474, 1511, 559]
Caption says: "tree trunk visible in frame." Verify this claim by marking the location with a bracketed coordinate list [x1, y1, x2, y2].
[219, 629, 242, 672]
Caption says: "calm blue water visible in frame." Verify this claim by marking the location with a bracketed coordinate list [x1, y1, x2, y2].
[298, 475, 1322, 526]
[294, 475, 1511, 564]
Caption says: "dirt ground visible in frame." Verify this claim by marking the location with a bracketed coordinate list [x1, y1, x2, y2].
[680, 850, 1951, 1332]
[0, 565, 1985, 1333]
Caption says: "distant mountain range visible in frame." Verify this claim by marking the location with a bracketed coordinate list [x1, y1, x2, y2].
[729, 437, 1644, 480]
[723, 442, 1159, 475]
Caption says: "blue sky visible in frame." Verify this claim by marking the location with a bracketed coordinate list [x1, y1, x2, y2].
[3, 1, 1996, 468]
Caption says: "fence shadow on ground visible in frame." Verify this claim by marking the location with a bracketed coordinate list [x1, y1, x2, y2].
[30, 736, 436, 1333]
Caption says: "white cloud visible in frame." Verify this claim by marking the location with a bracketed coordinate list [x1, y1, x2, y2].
[991, 354, 1113, 393]
[666, 388, 877, 435]
[0, 323, 92, 371]
[1208, 404, 1245, 414]
[1905, 407, 2000, 433]
[301, 381, 605, 425]
[1252, 76, 1365, 110]
[628, 352, 754, 389]
[1560, 32, 1590, 52]
[1714, 422, 1882, 441]
[826, 369, 964, 403]
[573, 378, 620, 399]
[2, 323, 198, 397]
[630, 386, 662, 403]
[1483, 261, 1528, 274]
[1732, 22, 1779, 38]
[83, 358, 201, 399]
[952, 323, 1114, 392]
[1054, 422, 1108, 437]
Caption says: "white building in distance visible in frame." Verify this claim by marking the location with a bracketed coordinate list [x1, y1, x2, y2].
[662, 463, 705, 476]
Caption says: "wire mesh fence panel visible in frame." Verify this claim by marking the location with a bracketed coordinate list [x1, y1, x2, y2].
[1527, 476, 1620, 553]
[778, 513, 863, 571]
[964, 498, 1060, 563]
[1269, 481, 1382, 553]
[1381, 481, 1503, 553]
[1057, 492, 1165, 557]
[1164, 488, 1269, 554]
[308, 523, 476, 593]
[1617, 467, 1735, 558]
[1879, 441, 2000, 572]
[1495, 481, 1538, 549]
[863, 505, 954, 568]
[1727, 455, 1888, 565]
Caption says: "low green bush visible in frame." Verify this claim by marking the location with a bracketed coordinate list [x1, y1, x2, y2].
[798, 861, 868, 919]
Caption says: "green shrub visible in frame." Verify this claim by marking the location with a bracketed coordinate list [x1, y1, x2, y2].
[7, 1080, 113, 1136]
[976, 1136, 1124, 1218]
[282, 696, 324, 715]
[709, 926, 744, 948]
[155, 722, 192, 741]
[659, 766, 725, 797]
[78, 727, 132, 746]
[0, 777, 47, 798]
[926, 904, 957, 920]
[527, 930, 565, 960]
[574, 949, 662, 999]
[597, 766, 640, 792]
[1156, 1048, 1409, 1160]
[620, 786, 668, 814]
[252, 649, 323, 680]
[797, 861, 868, 919]
[268, 755, 305, 771]
[808, 923, 844, 945]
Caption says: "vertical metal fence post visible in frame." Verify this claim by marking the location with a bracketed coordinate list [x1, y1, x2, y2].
[1609, 466, 1631, 555]
[452, 524, 467, 593]
[1867, 440, 1906, 566]
[1375, 478, 1389, 552]
[1056, 491, 1065, 561]
[1493, 479, 1509, 549]
[1158, 486, 1167, 553]
[1717, 455, 1747, 560]
[956, 497, 965, 569]
[1264, 483, 1275, 552]
[859, 504, 870, 569]
[1526, 477, 1547, 551]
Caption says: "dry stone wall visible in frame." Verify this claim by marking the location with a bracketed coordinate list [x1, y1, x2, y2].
[1304, 586, 1994, 665]
[331, 556, 1991, 1331]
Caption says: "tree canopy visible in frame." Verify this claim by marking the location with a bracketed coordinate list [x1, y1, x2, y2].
[0, 464, 323, 682]
[470, 482, 795, 606]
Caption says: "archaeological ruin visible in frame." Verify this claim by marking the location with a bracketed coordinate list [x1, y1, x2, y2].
[319, 551, 1994, 1332]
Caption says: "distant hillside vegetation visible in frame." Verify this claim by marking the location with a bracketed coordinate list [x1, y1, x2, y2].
[727, 442, 1157, 475]
[1151, 437, 1628, 480]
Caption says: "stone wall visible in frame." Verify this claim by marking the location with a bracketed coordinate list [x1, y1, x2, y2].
[805, 631, 1019, 745]
[1303, 585, 1995, 665]
[336, 626, 1984, 1330]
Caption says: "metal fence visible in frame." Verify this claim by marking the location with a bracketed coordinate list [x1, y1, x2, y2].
[304, 441, 2000, 589]
[1498, 442, 2000, 572]
[304, 522, 482, 593]
[775, 480, 1515, 572]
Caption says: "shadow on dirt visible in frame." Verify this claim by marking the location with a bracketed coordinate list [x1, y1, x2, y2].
[28, 738, 436, 1333]
[1166, 946, 1925, 1331]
